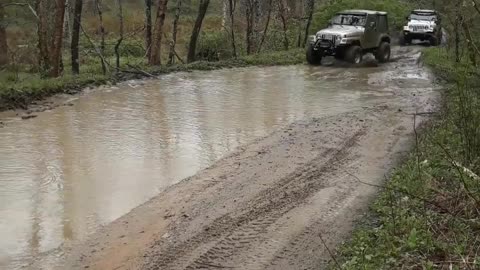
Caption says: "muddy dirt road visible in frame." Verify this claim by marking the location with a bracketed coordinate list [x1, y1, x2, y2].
[0, 46, 438, 269]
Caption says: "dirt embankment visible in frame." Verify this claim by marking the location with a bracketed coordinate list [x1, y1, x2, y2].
[58, 47, 438, 270]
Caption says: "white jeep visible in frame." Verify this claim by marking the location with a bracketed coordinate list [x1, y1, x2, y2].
[307, 10, 391, 65]
[400, 9, 442, 46]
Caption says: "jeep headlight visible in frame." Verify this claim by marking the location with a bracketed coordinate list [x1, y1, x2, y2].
[403, 26, 410, 31]
[308, 35, 316, 43]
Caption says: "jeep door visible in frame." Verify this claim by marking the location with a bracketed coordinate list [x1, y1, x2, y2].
[363, 14, 379, 49]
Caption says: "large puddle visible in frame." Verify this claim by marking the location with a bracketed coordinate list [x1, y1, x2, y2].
[0, 53, 432, 269]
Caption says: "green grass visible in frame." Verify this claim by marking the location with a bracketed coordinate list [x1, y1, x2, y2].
[332, 48, 480, 269]
[0, 49, 305, 110]
[0, 72, 110, 110]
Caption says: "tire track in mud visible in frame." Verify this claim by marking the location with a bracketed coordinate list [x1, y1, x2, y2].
[142, 128, 366, 270]
[55, 46, 438, 270]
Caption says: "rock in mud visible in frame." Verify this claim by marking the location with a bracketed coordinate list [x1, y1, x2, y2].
[21, 115, 38, 120]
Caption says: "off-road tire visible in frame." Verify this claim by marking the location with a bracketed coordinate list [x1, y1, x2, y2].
[399, 34, 408, 46]
[429, 35, 439, 46]
[400, 33, 412, 46]
[438, 30, 444, 45]
[306, 44, 322, 65]
[345, 45, 363, 64]
[334, 50, 345, 61]
[375, 42, 391, 63]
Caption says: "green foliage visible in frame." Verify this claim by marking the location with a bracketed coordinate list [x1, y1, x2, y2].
[424, 48, 480, 167]
[196, 31, 233, 61]
[334, 47, 480, 270]
[336, 121, 479, 269]
[0, 72, 109, 110]
[311, 0, 413, 33]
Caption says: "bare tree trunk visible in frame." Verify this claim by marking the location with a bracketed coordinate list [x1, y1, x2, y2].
[228, 0, 237, 58]
[145, 0, 152, 58]
[95, 0, 106, 53]
[252, 0, 261, 51]
[245, 0, 254, 54]
[64, 0, 72, 47]
[36, 0, 51, 76]
[278, 0, 289, 50]
[168, 0, 182, 65]
[302, 0, 314, 47]
[50, 0, 67, 77]
[71, 0, 83, 74]
[187, 0, 210, 63]
[257, 0, 272, 53]
[296, 19, 302, 47]
[114, 0, 124, 69]
[149, 0, 168, 65]
[222, 0, 228, 27]
[0, 4, 8, 66]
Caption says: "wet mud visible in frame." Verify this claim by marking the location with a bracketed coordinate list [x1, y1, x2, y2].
[0, 46, 439, 269]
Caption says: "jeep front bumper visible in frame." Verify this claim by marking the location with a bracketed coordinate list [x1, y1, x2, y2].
[311, 38, 351, 56]
[403, 31, 435, 40]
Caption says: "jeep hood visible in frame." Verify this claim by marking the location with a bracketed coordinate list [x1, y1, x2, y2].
[316, 25, 364, 37]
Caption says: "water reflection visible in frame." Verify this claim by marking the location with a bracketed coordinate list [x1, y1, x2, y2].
[0, 64, 390, 269]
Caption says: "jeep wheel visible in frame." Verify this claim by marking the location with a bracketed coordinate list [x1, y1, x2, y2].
[399, 34, 408, 46]
[345, 45, 363, 64]
[438, 30, 444, 45]
[306, 44, 322, 65]
[429, 36, 439, 46]
[375, 42, 391, 63]
[334, 50, 345, 61]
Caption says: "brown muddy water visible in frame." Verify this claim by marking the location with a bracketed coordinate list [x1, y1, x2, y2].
[0, 48, 434, 269]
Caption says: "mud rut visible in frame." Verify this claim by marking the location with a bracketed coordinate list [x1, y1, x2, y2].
[143, 122, 366, 270]
[59, 46, 438, 270]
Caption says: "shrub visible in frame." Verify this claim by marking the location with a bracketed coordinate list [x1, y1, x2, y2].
[195, 31, 233, 61]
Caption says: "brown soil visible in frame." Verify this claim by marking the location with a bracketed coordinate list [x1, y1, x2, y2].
[58, 46, 439, 270]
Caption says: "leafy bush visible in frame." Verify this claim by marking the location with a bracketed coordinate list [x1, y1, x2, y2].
[195, 31, 233, 61]
[424, 48, 480, 168]
[336, 46, 480, 270]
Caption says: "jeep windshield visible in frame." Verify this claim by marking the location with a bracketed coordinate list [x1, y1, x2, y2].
[409, 13, 437, 21]
[331, 14, 366, 26]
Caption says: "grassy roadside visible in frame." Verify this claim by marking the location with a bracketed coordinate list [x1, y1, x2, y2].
[0, 48, 305, 111]
[332, 48, 480, 269]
